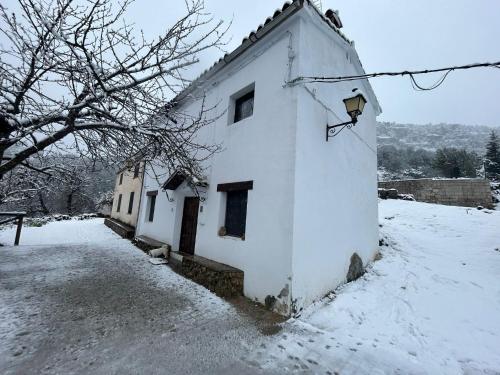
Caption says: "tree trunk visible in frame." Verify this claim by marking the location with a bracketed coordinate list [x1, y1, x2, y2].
[38, 191, 50, 215]
[0, 116, 13, 180]
[66, 193, 73, 215]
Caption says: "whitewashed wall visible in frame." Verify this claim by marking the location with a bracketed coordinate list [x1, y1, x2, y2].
[136, 5, 380, 315]
[137, 18, 302, 313]
[290, 8, 380, 313]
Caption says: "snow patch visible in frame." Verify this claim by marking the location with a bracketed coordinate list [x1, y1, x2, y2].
[242, 201, 500, 374]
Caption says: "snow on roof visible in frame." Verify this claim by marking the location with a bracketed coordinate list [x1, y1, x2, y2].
[162, 169, 208, 190]
[174, 0, 353, 104]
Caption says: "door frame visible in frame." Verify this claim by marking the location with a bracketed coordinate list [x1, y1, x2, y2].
[178, 196, 200, 255]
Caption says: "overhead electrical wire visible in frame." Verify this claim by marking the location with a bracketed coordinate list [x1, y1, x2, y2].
[409, 69, 453, 91]
[289, 61, 500, 91]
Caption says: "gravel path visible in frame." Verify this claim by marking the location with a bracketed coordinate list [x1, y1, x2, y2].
[0, 221, 276, 374]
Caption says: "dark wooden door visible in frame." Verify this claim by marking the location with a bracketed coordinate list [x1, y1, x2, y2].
[179, 197, 200, 255]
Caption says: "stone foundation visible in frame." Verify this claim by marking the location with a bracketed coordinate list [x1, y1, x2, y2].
[170, 252, 244, 298]
[104, 218, 135, 238]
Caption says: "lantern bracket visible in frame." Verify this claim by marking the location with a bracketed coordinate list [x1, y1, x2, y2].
[326, 118, 358, 141]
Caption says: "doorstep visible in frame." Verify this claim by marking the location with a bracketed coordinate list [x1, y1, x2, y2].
[169, 252, 244, 298]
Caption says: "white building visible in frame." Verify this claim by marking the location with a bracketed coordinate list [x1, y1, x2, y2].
[135, 0, 381, 315]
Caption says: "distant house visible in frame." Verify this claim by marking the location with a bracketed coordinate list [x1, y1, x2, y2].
[106, 160, 144, 236]
[135, 0, 381, 315]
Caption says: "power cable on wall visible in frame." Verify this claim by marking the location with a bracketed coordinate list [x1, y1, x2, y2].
[289, 61, 500, 91]
[290, 60, 500, 153]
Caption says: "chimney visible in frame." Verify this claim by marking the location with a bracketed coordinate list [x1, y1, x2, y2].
[325, 9, 343, 29]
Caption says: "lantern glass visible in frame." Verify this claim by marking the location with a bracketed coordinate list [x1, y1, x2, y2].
[343, 94, 367, 120]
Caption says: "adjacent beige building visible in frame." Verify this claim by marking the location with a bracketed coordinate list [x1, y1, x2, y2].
[110, 161, 144, 228]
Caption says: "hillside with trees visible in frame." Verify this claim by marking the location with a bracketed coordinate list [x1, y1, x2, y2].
[377, 122, 497, 181]
[378, 122, 493, 153]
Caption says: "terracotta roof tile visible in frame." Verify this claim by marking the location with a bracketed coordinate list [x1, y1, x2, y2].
[175, 0, 351, 103]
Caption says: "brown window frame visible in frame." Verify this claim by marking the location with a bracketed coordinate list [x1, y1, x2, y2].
[217, 181, 253, 239]
[217, 181, 253, 192]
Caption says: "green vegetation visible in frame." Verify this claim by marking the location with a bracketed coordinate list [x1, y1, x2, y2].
[485, 131, 500, 180]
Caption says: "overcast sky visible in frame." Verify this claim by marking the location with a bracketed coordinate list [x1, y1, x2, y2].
[4, 0, 500, 126]
[126, 0, 500, 127]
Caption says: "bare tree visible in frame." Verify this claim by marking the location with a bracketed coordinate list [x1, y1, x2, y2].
[0, 0, 226, 180]
[1, 153, 116, 214]
[0, 160, 51, 209]
[58, 164, 93, 214]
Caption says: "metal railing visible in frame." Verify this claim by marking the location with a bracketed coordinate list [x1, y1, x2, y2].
[0, 212, 27, 246]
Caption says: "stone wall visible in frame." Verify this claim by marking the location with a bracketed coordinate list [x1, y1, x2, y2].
[174, 254, 244, 298]
[104, 218, 135, 238]
[378, 179, 493, 208]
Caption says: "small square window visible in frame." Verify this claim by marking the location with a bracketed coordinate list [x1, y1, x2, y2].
[234, 90, 254, 123]
[224, 190, 248, 238]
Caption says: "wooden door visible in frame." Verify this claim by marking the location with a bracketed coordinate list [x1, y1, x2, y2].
[179, 197, 200, 255]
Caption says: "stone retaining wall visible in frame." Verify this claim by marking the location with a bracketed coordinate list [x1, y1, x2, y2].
[104, 218, 135, 238]
[173, 254, 244, 298]
[378, 179, 493, 208]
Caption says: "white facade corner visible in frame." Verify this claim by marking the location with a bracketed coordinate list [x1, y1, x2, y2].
[133, 4, 380, 316]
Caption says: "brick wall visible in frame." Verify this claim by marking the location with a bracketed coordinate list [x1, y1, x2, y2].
[378, 179, 493, 208]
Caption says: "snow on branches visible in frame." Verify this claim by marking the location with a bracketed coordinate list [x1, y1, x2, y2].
[0, 153, 115, 215]
[0, 0, 227, 180]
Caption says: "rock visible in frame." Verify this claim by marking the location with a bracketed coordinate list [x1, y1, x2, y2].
[378, 188, 399, 200]
[278, 284, 289, 298]
[346, 253, 364, 283]
[387, 189, 399, 199]
[399, 194, 415, 201]
[378, 189, 389, 199]
[264, 295, 277, 310]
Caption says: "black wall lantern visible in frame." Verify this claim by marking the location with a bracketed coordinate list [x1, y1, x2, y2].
[326, 92, 367, 141]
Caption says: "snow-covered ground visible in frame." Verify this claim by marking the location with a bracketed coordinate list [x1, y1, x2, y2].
[0, 219, 267, 375]
[241, 201, 500, 374]
[0, 218, 117, 246]
[1, 202, 500, 374]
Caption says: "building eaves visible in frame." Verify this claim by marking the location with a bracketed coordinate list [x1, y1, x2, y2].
[173, 0, 352, 105]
